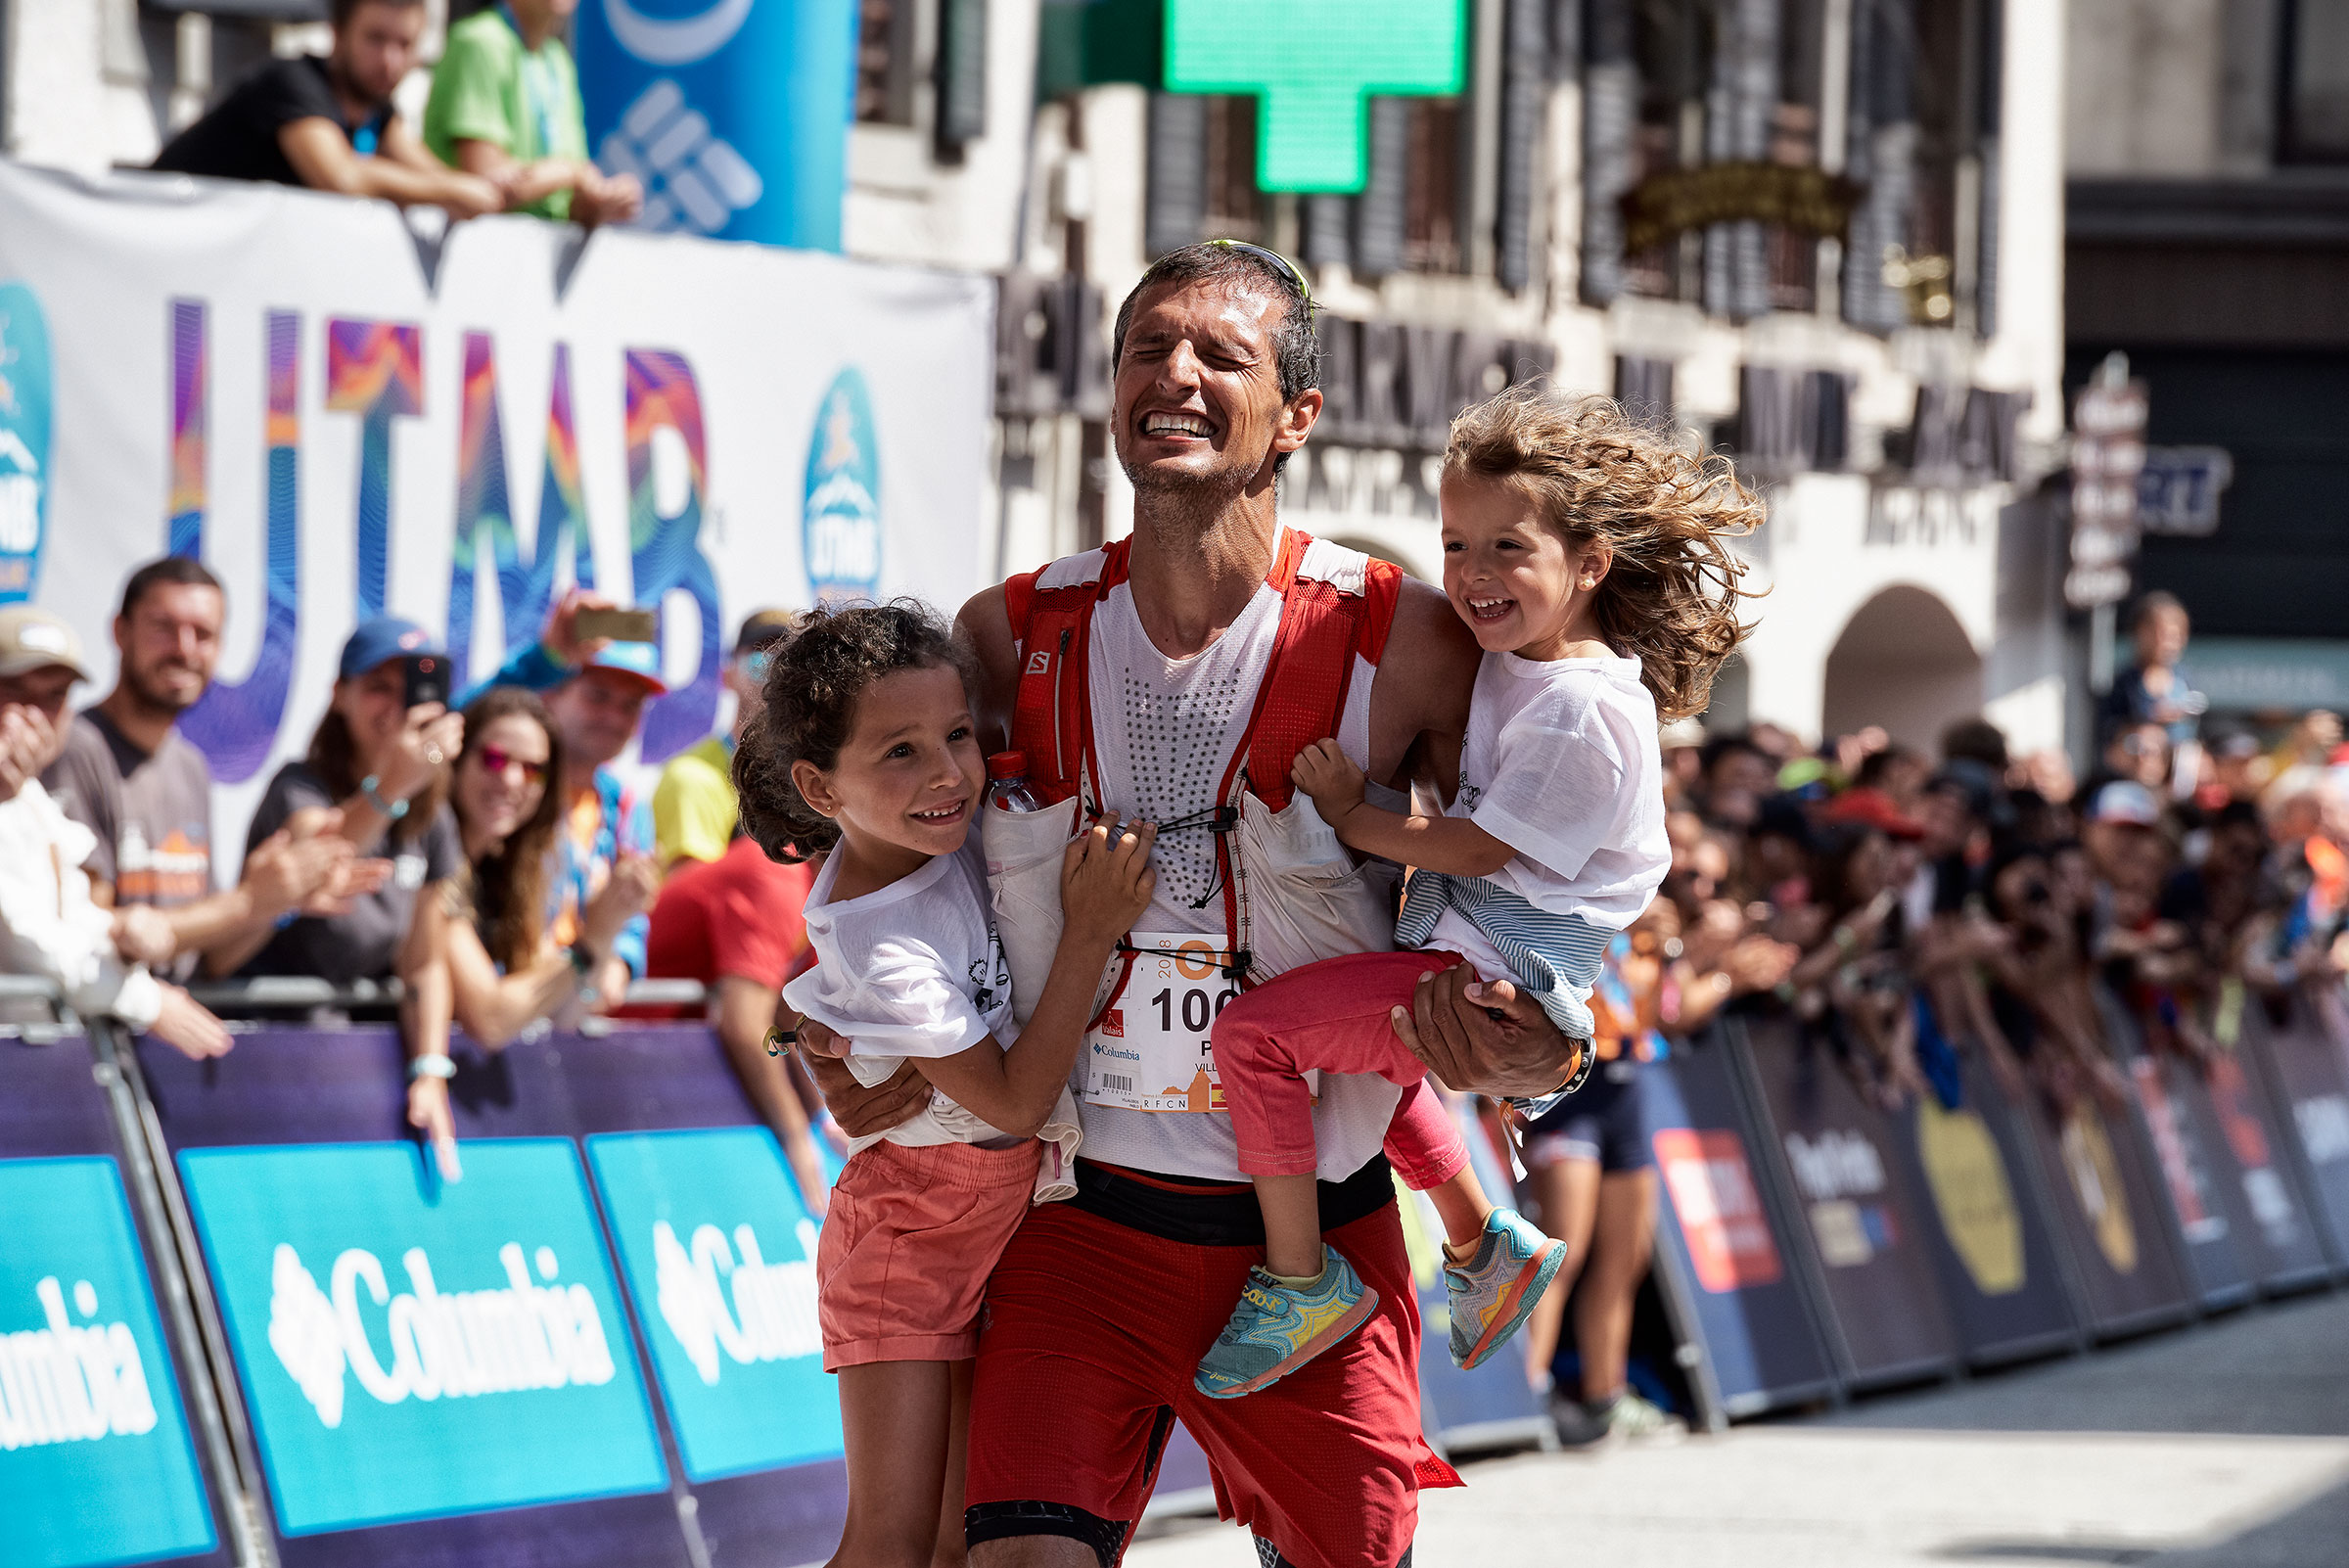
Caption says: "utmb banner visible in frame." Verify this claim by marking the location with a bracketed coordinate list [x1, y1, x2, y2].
[0, 160, 991, 848]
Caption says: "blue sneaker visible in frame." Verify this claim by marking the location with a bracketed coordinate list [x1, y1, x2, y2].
[1194, 1246, 1380, 1400]
[1445, 1209, 1565, 1369]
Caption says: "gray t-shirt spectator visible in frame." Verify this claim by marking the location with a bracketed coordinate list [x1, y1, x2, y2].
[44, 711, 216, 981]
[238, 761, 459, 986]
[43, 711, 216, 908]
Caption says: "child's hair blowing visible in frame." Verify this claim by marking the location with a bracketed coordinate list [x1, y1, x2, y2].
[1445, 387, 1763, 719]
[732, 600, 981, 863]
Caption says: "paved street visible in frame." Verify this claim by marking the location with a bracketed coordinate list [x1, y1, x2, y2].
[1128, 1288, 2349, 1567]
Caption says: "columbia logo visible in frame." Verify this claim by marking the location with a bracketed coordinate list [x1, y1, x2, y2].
[599, 80, 763, 237]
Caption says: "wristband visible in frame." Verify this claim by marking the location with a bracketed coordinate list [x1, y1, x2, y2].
[569, 943, 601, 979]
[407, 1054, 457, 1082]
[359, 774, 410, 822]
[1504, 1037, 1597, 1121]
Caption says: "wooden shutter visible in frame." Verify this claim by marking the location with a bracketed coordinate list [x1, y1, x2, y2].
[936, 0, 990, 156]
[1354, 97, 1409, 279]
[1496, 0, 1546, 294]
[1146, 92, 1207, 257]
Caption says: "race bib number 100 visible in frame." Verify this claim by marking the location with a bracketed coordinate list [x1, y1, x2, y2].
[1083, 933, 1244, 1113]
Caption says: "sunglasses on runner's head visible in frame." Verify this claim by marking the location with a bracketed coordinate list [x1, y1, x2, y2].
[1206, 239, 1312, 307]
[478, 744, 547, 785]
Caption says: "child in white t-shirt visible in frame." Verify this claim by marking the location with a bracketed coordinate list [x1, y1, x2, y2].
[734, 602, 1155, 1568]
[1195, 389, 1761, 1401]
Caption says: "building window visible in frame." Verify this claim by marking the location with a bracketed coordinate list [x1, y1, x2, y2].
[1401, 99, 1464, 274]
[2280, 0, 2349, 162]
[1587, 0, 1996, 335]
[857, 0, 919, 126]
[1203, 96, 1265, 242]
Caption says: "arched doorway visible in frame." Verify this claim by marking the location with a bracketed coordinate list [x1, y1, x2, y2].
[1820, 585, 1983, 751]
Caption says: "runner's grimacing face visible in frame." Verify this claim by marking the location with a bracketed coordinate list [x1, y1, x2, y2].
[1114, 281, 1299, 491]
[802, 663, 986, 863]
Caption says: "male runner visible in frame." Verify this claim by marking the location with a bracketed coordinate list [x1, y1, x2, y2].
[802, 244, 1582, 1568]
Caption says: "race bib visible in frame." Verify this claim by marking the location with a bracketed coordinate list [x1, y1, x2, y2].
[1082, 933, 1314, 1114]
[1083, 933, 1238, 1113]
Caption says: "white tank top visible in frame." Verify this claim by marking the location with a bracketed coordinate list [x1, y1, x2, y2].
[1073, 546, 1395, 1181]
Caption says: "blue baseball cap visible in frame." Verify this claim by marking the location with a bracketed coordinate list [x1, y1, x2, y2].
[339, 616, 442, 679]
[583, 639, 668, 696]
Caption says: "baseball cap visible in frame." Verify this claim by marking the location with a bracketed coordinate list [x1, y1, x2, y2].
[1658, 716, 1708, 751]
[584, 639, 668, 696]
[340, 616, 442, 679]
[0, 607, 93, 681]
[2088, 780, 2164, 828]
[1824, 785, 1928, 841]
[735, 608, 797, 656]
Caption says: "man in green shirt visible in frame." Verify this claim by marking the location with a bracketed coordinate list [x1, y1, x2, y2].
[422, 0, 640, 225]
[653, 610, 794, 869]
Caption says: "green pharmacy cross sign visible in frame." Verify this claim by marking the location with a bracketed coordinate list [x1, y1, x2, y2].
[1165, 0, 1466, 193]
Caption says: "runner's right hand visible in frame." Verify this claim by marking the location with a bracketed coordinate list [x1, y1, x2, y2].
[796, 1036, 934, 1140]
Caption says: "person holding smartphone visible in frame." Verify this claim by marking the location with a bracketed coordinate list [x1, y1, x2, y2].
[454, 591, 663, 1010]
[217, 618, 468, 1174]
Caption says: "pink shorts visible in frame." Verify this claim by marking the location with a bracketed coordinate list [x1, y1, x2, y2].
[817, 1136, 1040, 1371]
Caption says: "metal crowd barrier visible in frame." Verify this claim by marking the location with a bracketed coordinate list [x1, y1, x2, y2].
[9, 975, 2349, 1566]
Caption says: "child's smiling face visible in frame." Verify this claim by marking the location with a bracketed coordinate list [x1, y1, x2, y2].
[793, 661, 986, 864]
[1438, 474, 1608, 660]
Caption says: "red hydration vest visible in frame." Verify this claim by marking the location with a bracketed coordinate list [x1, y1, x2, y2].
[1000, 530, 1404, 989]
[1000, 529, 1404, 815]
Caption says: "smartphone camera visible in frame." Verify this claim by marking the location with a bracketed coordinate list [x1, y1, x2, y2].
[403, 654, 448, 712]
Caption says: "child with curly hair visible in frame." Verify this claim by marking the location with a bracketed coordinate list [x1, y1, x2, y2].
[730, 601, 1156, 1568]
[1194, 388, 1762, 1400]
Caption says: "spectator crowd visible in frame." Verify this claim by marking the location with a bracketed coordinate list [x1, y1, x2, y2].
[0, 559, 833, 1213]
[5, 558, 2343, 1448]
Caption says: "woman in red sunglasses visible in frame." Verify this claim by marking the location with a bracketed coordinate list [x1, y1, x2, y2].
[444, 685, 651, 1046]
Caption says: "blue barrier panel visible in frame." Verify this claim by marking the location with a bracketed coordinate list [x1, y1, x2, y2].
[534, 1024, 847, 1564]
[139, 1026, 708, 1566]
[585, 1130, 836, 1481]
[2127, 1051, 2258, 1310]
[1639, 1030, 1838, 1418]
[2012, 1085, 2197, 1341]
[2187, 1042, 2333, 1293]
[178, 1141, 671, 1534]
[1734, 1018, 1961, 1392]
[1890, 1057, 2081, 1369]
[1, 1037, 228, 1568]
[2244, 991, 2349, 1269]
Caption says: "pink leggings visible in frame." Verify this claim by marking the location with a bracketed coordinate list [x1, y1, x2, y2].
[1213, 948, 1471, 1191]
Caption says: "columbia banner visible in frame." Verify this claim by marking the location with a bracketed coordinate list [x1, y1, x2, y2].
[0, 159, 993, 855]
[0, 1036, 231, 1568]
[139, 1024, 846, 1566]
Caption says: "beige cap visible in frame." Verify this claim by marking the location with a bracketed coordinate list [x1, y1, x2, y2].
[1659, 715, 1709, 751]
[0, 607, 92, 682]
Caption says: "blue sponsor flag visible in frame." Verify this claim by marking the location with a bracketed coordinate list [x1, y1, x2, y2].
[176, 1141, 668, 1535]
[576, 0, 857, 248]
[0, 280, 51, 602]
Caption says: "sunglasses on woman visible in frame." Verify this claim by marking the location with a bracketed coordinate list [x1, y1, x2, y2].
[478, 744, 548, 785]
